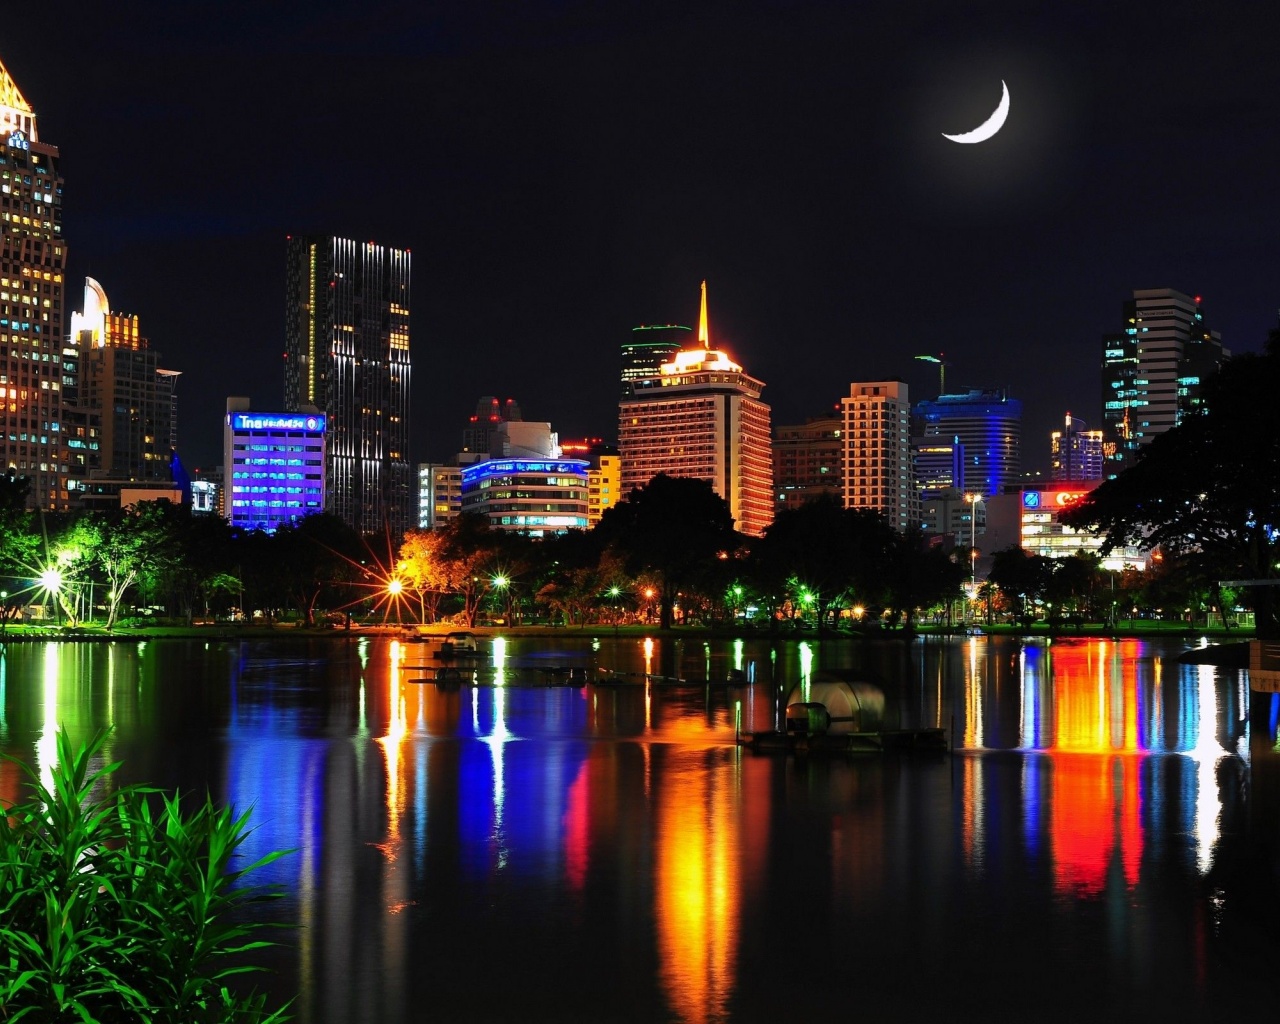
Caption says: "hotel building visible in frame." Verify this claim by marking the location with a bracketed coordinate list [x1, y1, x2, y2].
[841, 380, 917, 531]
[618, 282, 773, 537]
[69, 277, 178, 486]
[772, 413, 842, 511]
[912, 388, 1022, 499]
[223, 397, 326, 534]
[284, 235, 412, 536]
[0, 57, 67, 508]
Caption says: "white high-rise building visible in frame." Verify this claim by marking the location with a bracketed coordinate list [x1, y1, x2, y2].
[841, 380, 917, 531]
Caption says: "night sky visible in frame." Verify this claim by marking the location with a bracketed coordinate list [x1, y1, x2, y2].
[9, 1, 1278, 471]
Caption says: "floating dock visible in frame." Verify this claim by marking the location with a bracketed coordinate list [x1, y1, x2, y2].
[739, 728, 949, 755]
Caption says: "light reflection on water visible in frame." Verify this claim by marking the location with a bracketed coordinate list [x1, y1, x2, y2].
[1, 635, 1276, 1023]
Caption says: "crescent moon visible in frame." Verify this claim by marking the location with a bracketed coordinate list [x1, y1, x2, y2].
[942, 80, 1010, 144]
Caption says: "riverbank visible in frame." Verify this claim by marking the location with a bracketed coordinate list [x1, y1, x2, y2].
[0, 619, 1256, 646]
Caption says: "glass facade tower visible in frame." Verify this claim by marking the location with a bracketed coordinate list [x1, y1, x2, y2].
[284, 235, 412, 537]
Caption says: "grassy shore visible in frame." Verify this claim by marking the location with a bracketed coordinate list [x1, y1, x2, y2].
[0, 619, 1255, 643]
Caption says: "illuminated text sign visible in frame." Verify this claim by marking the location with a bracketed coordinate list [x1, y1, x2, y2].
[231, 413, 326, 432]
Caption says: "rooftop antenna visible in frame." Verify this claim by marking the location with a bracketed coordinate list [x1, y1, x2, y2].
[914, 353, 949, 396]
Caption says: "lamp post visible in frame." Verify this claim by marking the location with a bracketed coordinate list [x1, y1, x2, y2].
[964, 493, 982, 622]
[608, 585, 621, 636]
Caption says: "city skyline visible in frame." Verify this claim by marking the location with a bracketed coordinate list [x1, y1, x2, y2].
[4, 2, 1278, 473]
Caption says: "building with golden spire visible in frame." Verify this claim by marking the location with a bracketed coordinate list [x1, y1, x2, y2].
[0, 55, 68, 507]
[618, 282, 773, 537]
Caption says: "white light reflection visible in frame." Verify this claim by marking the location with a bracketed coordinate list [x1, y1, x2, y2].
[1189, 664, 1225, 876]
[799, 642, 813, 702]
[732, 638, 743, 673]
[36, 643, 60, 789]
[492, 635, 508, 687]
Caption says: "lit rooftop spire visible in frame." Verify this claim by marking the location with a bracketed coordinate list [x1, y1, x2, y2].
[0, 56, 37, 142]
[698, 280, 709, 350]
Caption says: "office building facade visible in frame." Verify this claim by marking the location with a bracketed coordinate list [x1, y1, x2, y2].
[0, 57, 67, 508]
[460, 457, 589, 534]
[912, 388, 1022, 500]
[621, 324, 692, 397]
[842, 380, 917, 531]
[1101, 288, 1228, 475]
[618, 283, 773, 537]
[223, 398, 326, 534]
[284, 235, 412, 536]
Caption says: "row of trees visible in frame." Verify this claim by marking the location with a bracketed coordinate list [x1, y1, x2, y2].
[3, 329, 1275, 634]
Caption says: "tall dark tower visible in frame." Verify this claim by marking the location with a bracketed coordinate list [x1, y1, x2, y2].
[284, 236, 412, 537]
[0, 56, 68, 508]
[1100, 288, 1228, 477]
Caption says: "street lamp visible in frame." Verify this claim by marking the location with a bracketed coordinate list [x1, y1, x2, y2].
[608, 585, 622, 636]
[965, 493, 982, 621]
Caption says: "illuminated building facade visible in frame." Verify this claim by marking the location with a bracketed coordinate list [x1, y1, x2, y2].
[621, 324, 691, 397]
[841, 380, 917, 530]
[417, 462, 461, 529]
[1020, 482, 1145, 570]
[772, 413, 842, 512]
[460, 458, 589, 535]
[223, 398, 326, 533]
[618, 283, 773, 537]
[69, 278, 178, 485]
[1101, 288, 1228, 476]
[1050, 412, 1104, 482]
[561, 438, 621, 525]
[0, 58, 67, 508]
[912, 388, 1021, 499]
[284, 235, 411, 536]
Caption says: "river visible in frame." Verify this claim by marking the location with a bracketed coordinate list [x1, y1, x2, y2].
[1, 633, 1278, 1023]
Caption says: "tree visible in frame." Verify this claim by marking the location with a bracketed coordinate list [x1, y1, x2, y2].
[96, 502, 181, 628]
[883, 527, 966, 633]
[594, 475, 737, 629]
[1061, 335, 1280, 637]
[271, 514, 365, 626]
[987, 546, 1055, 625]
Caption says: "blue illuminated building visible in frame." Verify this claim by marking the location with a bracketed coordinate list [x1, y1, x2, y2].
[912, 388, 1022, 499]
[223, 397, 326, 533]
[460, 458, 589, 534]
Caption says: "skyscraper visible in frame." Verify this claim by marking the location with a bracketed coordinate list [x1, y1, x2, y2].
[0, 57, 67, 508]
[284, 235, 412, 536]
[462, 395, 523, 456]
[912, 388, 1022, 499]
[1101, 288, 1228, 475]
[842, 380, 917, 531]
[1050, 412, 1103, 482]
[619, 282, 773, 537]
[69, 278, 179, 484]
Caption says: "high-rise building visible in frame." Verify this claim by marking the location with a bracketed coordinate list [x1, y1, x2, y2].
[462, 396, 523, 456]
[621, 324, 692, 397]
[1050, 412, 1104, 482]
[284, 235, 412, 536]
[841, 380, 917, 531]
[1101, 288, 1228, 476]
[0, 57, 67, 508]
[69, 278, 178, 485]
[618, 282, 773, 537]
[912, 389, 1022, 500]
[223, 397, 326, 534]
[561, 438, 621, 526]
[772, 413, 842, 511]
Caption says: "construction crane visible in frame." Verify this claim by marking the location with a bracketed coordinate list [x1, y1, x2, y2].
[914, 353, 950, 397]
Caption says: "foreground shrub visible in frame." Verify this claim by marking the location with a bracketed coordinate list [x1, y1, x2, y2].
[0, 727, 292, 1022]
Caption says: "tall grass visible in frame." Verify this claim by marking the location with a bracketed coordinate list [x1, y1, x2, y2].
[0, 728, 292, 1022]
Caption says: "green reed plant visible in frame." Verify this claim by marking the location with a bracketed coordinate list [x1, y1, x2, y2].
[0, 727, 292, 1022]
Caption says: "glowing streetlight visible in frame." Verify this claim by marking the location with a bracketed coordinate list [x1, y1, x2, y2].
[965, 493, 982, 619]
